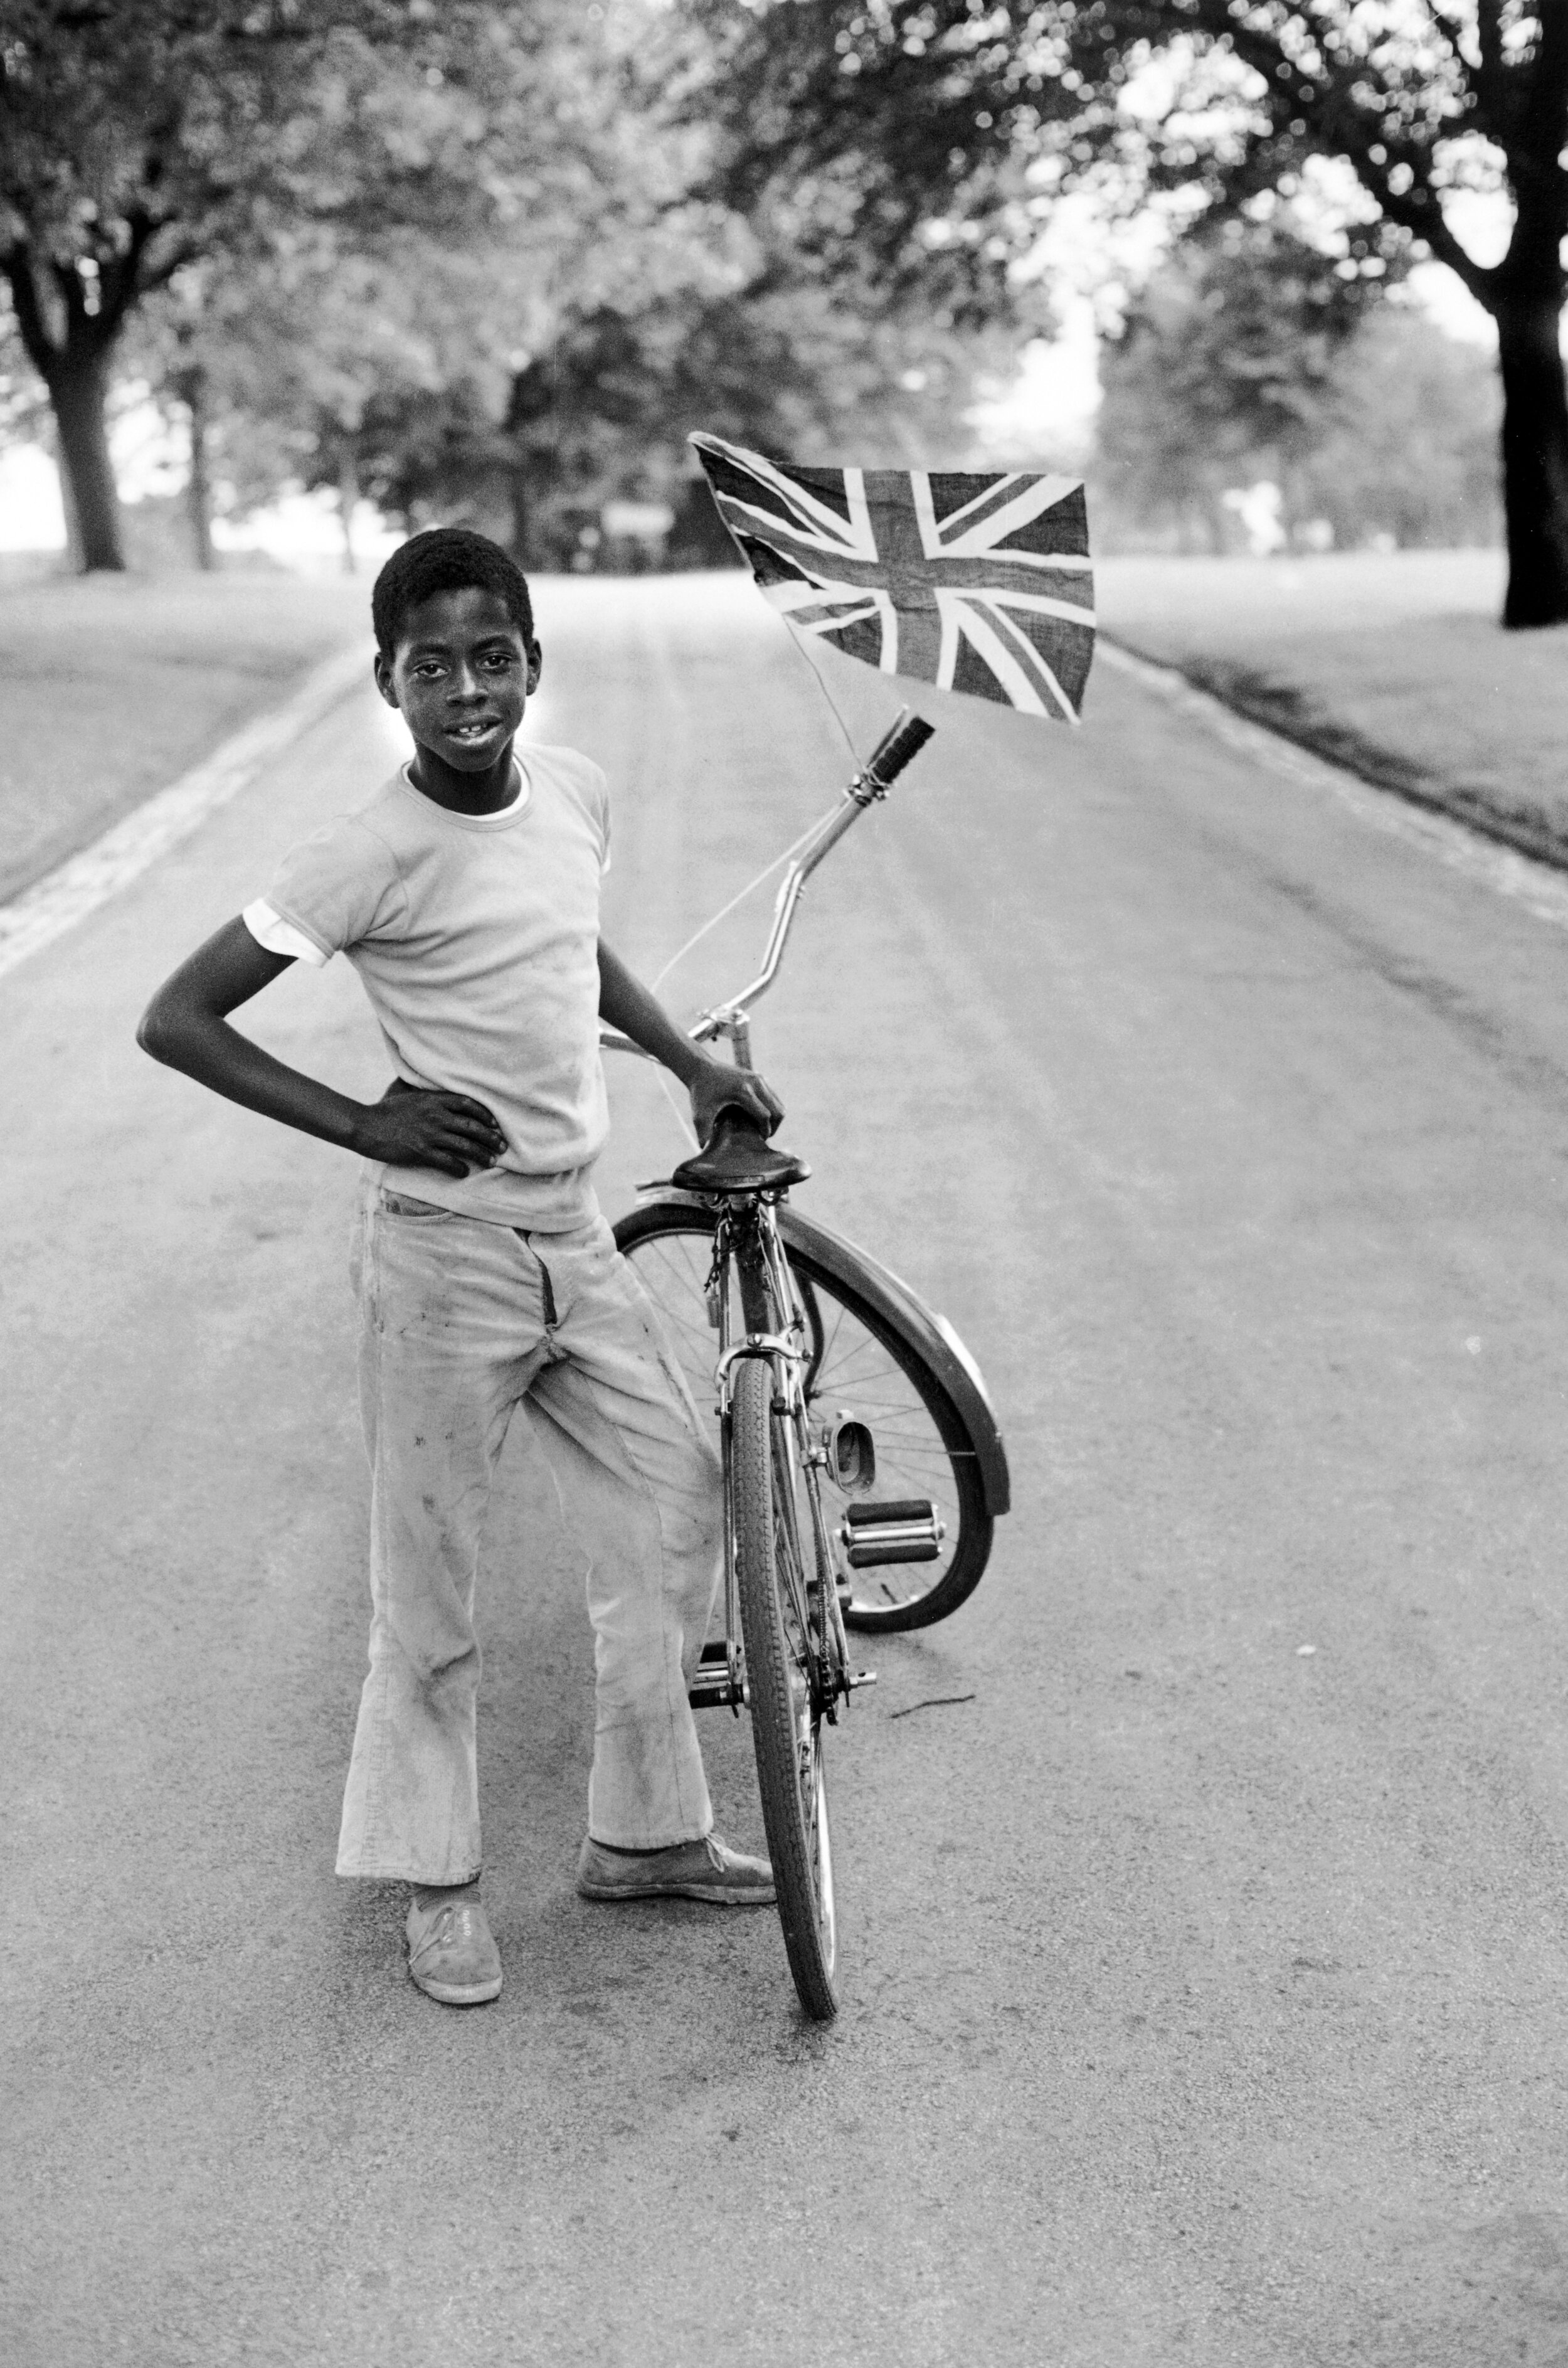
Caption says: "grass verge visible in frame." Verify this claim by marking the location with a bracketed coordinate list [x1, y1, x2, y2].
[1096, 551, 1568, 868]
[0, 568, 368, 903]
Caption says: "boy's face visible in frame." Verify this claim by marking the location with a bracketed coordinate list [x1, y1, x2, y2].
[375, 586, 542, 774]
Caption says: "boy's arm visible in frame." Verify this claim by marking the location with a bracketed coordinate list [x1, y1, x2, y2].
[137, 918, 509, 1176]
[597, 941, 783, 1145]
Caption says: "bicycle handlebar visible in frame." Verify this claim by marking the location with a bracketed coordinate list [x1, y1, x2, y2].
[861, 711, 935, 792]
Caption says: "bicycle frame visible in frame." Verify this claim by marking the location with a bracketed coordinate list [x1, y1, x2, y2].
[609, 702, 950, 1714]
[688, 1191, 859, 1720]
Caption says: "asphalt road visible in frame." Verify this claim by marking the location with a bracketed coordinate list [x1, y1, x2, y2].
[7, 575, 1568, 2367]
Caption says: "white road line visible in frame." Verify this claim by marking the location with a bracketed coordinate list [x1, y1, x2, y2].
[1098, 638, 1568, 935]
[0, 640, 372, 983]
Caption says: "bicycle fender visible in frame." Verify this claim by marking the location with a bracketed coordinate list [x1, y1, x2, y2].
[775, 1208, 1012, 1520]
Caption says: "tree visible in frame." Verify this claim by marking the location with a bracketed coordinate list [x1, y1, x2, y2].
[689, 3, 1568, 627]
[0, 0, 570, 570]
[3, 1, 1014, 575]
[1098, 213, 1374, 545]
[1098, 225, 1502, 549]
[486, 273, 1000, 565]
[1301, 305, 1501, 547]
[465, 5, 1012, 565]
[270, 260, 1001, 570]
[134, 231, 535, 570]
[125, 3, 1006, 573]
[679, 0, 1089, 324]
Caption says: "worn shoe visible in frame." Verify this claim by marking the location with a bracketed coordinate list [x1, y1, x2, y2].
[576, 1832, 775, 1905]
[405, 1894, 503, 2005]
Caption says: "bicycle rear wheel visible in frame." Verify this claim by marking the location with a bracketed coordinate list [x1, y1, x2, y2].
[615, 1203, 993, 1631]
[731, 1353, 839, 2021]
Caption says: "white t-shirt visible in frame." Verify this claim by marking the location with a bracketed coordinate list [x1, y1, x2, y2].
[246, 748, 612, 1231]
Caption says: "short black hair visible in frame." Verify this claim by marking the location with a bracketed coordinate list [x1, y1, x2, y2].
[371, 527, 536, 659]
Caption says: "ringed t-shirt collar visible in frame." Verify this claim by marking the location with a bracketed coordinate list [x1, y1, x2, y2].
[395, 757, 533, 831]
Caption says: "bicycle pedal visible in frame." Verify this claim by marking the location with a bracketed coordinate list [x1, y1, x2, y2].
[839, 1498, 945, 1567]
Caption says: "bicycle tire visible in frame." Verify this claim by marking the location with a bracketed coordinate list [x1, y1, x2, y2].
[615, 1202, 993, 1630]
[731, 1353, 839, 2021]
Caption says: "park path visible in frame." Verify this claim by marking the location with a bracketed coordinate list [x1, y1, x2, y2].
[6, 574, 1568, 2367]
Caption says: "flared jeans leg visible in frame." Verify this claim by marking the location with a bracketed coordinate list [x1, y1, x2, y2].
[336, 1192, 720, 1884]
[336, 1193, 531, 1884]
[522, 1220, 722, 1850]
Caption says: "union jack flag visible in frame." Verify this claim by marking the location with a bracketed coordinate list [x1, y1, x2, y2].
[691, 431, 1095, 724]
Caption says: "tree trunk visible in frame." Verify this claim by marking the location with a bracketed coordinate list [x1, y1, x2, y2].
[338, 439, 359, 575]
[508, 465, 531, 566]
[183, 369, 215, 573]
[55, 424, 85, 572]
[50, 355, 125, 573]
[1496, 289, 1568, 628]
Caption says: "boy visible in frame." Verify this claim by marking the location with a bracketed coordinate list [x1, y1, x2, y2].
[138, 526, 785, 2007]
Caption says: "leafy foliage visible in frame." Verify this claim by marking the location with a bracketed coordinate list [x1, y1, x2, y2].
[2, 0, 1009, 566]
[687, 3, 1565, 313]
[677, 0, 1158, 333]
[691, 2, 1567, 618]
[1301, 308, 1501, 550]
[0, 1, 538, 351]
[1096, 217, 1500, 550]
[1096, 213, 1376, 540]
[0, 0, 620, 560]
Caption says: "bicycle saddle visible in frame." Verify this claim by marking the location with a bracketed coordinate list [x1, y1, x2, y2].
[672, 1111, 811, 1194]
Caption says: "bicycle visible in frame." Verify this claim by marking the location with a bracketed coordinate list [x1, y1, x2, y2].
[601, 710, 1010, 2020]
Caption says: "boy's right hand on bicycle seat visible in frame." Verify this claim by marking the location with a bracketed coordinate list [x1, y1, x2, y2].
[689, 1058, 783, 1149]
[349, 1079, 509, 1176]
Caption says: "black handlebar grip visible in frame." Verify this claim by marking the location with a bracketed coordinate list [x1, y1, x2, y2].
[864, 713, 936, 788]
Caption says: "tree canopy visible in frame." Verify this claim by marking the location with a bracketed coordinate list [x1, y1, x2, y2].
[1096, 215, 1500, 550]
[1, 0, 1007, 570]
[692, 2, 1568, 624]
[6, 1, 1557, 610]
[1096, 213, 1372, 544]
[0, 0, 606, 564]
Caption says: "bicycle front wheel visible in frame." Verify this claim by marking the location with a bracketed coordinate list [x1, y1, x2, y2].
[731, 1354, 839, 2022]
[615, 1203, 993, 1631]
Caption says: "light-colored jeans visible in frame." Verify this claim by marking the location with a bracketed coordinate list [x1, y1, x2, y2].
[337, 1184, 721, 1884]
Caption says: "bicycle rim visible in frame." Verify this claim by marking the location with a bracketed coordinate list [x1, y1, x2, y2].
[615, 1203, 993, 1631]
[731, 1354, 839, 2021]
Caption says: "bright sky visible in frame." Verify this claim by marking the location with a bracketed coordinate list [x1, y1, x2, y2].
[0, 443, 65, 550]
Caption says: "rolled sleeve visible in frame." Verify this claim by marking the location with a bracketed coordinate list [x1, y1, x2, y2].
[243, 900, 332, 967]
[258, 815, 404, 962]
